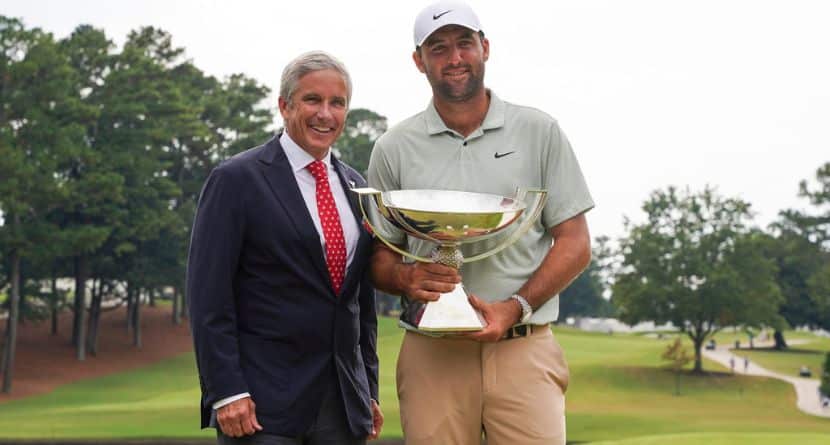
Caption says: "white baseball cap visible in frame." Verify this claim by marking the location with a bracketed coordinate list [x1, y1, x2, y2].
[413, 0, 482, 47]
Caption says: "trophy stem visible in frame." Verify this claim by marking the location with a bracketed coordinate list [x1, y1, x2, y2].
[432, 245, 463, 269]
[417, 245, 484, 332]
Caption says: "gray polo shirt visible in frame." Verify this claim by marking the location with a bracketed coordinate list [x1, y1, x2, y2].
[367, 91, 594, 324]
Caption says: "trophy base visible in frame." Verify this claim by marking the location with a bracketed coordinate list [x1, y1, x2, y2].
[417, 283, 485, 332]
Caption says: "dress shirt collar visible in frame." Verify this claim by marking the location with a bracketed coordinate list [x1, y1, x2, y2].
[280, 131, 333, 174]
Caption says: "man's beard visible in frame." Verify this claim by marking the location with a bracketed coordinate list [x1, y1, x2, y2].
[431, 63, 485, 103]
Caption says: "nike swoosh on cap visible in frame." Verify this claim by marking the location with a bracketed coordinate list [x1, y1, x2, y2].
[433, 10, 452, 20]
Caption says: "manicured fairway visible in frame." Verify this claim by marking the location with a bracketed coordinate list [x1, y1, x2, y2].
[559, 327, 830, 443]
[734, 337, 830, 379]
[0, 319, 828, 443]
[590, 432, 830, 445]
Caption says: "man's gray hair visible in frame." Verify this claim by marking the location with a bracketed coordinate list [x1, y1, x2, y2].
[280, 51, 352, 105]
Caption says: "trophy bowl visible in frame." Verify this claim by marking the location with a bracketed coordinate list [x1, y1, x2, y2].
[353, 187, 547, 332]
[377, 190, 527, 244]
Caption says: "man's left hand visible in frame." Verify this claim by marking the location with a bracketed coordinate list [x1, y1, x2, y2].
[367, 399, 384, 440]
[464, 294, 522, 342]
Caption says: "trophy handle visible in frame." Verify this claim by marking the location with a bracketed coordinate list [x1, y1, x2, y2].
[464, 188, 548, 263]
[352, 187, 434, 263]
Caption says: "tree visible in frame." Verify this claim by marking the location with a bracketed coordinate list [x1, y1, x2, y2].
[820, 352, 830, 399]
[613, 186, 783, 373]
[560, 237, 615, 319]
[0, 18, 276, 390]
[807, 261, 830, 330]
[759, 223, 826, 348]
[335, 108, 387, 176]
[795, 162, 830, 245]
[56, 24, 120, 360]
[798, 162, 830, 330]
[768, 161, 830, 344]
[0, 16, 83, 390]
[662, 337, 693, 395]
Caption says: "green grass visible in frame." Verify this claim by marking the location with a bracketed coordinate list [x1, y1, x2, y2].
[0, 352, 210, 438]
[559, 328, 830, 443]
[707, 329, 830, 379]
[1, 318, 829, 443]
[738, 337, 830, 379]
[590, 432, 830, 445]
[710, 328, 821, 348]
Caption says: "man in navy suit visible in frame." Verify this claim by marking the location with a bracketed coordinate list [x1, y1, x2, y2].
[187, 51, 383, 444]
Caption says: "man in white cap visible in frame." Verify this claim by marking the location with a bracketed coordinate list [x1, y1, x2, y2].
[367, 1, 594, 444]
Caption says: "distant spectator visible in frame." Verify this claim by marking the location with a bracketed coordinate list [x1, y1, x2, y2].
[730, 357, 735, 373]
[744, 357, 750, 372]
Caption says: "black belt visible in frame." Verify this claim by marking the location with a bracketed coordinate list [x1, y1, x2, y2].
[502, 324, 535, 340]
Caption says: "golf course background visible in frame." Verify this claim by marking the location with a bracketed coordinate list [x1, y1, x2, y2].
[0, 316, 827, 444]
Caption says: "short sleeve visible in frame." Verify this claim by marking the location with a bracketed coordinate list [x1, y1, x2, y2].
[366, 137, 408, 245]
[541, 120, 595, 229]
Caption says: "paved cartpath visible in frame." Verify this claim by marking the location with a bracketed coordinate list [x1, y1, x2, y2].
[702, 340, 830, 418]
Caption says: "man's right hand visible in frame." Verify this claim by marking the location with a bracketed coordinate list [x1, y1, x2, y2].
[217, 397, 263, 438]
[397, 262, 461, 302]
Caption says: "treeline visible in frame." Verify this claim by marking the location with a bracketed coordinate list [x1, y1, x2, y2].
[0, 15, 389, 394]
[561, 166, 830, 373]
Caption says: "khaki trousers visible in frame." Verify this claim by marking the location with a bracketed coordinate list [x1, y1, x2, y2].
[396, 326, 569, 445]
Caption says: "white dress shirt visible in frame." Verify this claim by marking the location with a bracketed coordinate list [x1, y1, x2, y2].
[212, 132, 361, 410]
[280, 132, 360, 268]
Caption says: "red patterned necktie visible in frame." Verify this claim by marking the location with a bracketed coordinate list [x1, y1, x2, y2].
[307, 160, 346, 294]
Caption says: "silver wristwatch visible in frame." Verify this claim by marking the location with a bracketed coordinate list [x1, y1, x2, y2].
[509, 294, 533, 324]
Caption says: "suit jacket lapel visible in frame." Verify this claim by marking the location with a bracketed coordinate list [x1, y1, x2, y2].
[258, 136, 332, 293]
[332, 157, 363, 227]
[332, 157, 371, 299]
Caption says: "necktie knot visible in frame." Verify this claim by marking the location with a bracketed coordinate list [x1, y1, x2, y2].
[307, 160, 328, 182]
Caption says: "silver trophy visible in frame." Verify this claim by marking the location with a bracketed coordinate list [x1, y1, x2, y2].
[353, 188, 547, 332]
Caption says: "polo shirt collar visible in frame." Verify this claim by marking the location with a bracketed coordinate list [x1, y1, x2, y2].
[280, 131, 332, 174]
[424, 89, 506, 136]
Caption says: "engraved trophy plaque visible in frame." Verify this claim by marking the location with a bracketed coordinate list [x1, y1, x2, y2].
[353, 188, 547, 332]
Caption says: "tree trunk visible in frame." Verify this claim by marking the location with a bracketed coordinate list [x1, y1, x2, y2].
[126, 285, 134, 333]
[1, 250, 21, 393]
[51, 276, 58, 336]
[692, 337, 704, 373]
[17, 267, 26, 327]
[0, 330, 4, 382]
[149, 288, 156, 307]
[172, 286, 181, 325]
[773, 329, 788, 350]
[133, 287, 142, 349]
[73, 256, 88, 361]
[86, 279, 103, 356]
[180, 281, 188, 320]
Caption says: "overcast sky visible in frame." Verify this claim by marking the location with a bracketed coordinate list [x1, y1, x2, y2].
[4, 0, 829, 240]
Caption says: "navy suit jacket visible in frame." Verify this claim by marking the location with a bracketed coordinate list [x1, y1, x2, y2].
[186, 134, 378, 437]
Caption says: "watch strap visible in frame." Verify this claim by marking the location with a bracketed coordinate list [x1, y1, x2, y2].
[510, 294, 532, 323]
